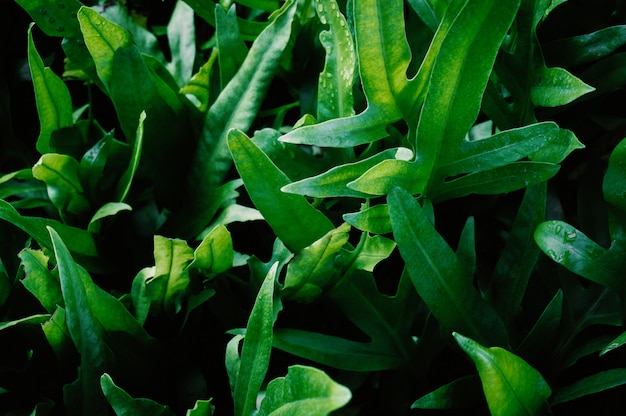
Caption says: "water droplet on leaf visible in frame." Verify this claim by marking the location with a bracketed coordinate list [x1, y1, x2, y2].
[555, 224, 563, 234]
[564, 231, 577, 243]
[57, 26, 65, 32]
[48, 17, 56, 23]
[38, 7, 47, 14]
[57, 2, 65, 8]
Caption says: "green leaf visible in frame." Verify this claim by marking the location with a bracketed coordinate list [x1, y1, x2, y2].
[16, 0, 82, 38]
[0, 200, 104, 272]
[19, 248, 62, 314]
[257, 365, 351, 415]
[517, 289, 563, 357]
[48, 227, 108, 415]
[180, 51, 217, 112]
[171, 0, 299, 238]
[282, 148, 413, 198]
[100, 373, 175, 416]
[601, 331, 626, 356]
[282, 223, 351, 302]
[315, 0, 356, 121]
[415, 0, 520, 189]
[116, 111, 145, 203]
[544, 25, 626, 68]
[77, 7, 133, 89]
[216, 4, 248, 88]
[181, 0, 267, 39]
[27, 26, 74, 154]
[148, 236, 195, 315]
[166, 0, 196, 87]
[453, 332, 552, 416]
[411, 376, 483, 409]
[228, 129, 333, 252]
[0, 314, 51, 332]
[186, 399, 214, 416]
[131, 267, 155, 326]
[87, 202, 132, 233]
[490, 183, 546, 322]
[603, 137, 626, 240]
[534, 220, 625, 292]
[531, 66, 595, 107]
[388, 187, 507, 346]
[551, 368, 626, 406]
[32, 153, 91, 220]
[189, 225, 234, 274]
[232, 262, 280, 416]
[343, 204, 392, 234]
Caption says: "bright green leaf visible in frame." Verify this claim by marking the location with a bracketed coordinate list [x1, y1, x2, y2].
[282, 223, 351, 302]
[453, 332, 552, 416]
[19, 248, 62, 314]
[411, 376, 483, 409]
[531, 66, 595, 107]
[257, 365, 351, 415]
[190, 225, 234, 273]
[28, 26, 74, 154]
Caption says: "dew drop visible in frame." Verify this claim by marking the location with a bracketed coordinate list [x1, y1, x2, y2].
[57, 2, 65, 8]
[320, 15, 327, 24]
[330, 1, 336, 9]
[546, 249, 558, 261]
[57, 25, 65, 32]
[554, 224, 563, 234]
[317, 4, 323, 12]
[339, 19, 346, 26]
[38, 7, 47, 14]
[48, 17, 56, 23]
[564, 231, 577, 243]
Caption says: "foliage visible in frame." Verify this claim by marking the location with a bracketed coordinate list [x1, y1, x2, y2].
[2, 0, 626, 414]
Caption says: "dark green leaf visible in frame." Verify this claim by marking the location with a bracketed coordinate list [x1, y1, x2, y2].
[16, 0, 82, 38]
[232, 262, 280, 416]
[100, 373, 175, 416]
[388, 187, 507, 345]
[551, 368, 626, 406]
[411, 376, 483, 409]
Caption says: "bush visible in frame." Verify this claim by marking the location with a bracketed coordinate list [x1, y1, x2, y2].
[2, 0, 626, 414]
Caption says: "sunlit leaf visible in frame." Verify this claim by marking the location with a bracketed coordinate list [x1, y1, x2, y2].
[454, 332, 552, 416]
[257, 365, 351, 415]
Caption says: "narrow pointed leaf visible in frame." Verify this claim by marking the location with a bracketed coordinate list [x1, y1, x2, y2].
[19, 249, 62, 314]
[48, 227, 108, 415]
[411, 376, 483, 409]
[531, 66, 595, 107]
[416, 0, 520, 188]
[216, 4, 248, 88]
[169, 0, 298, 237]
[551, 368, 626, 406]
[388, 187, 507, 345]
[228, 129, 333, 252]
[233, 262, 280, 416]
